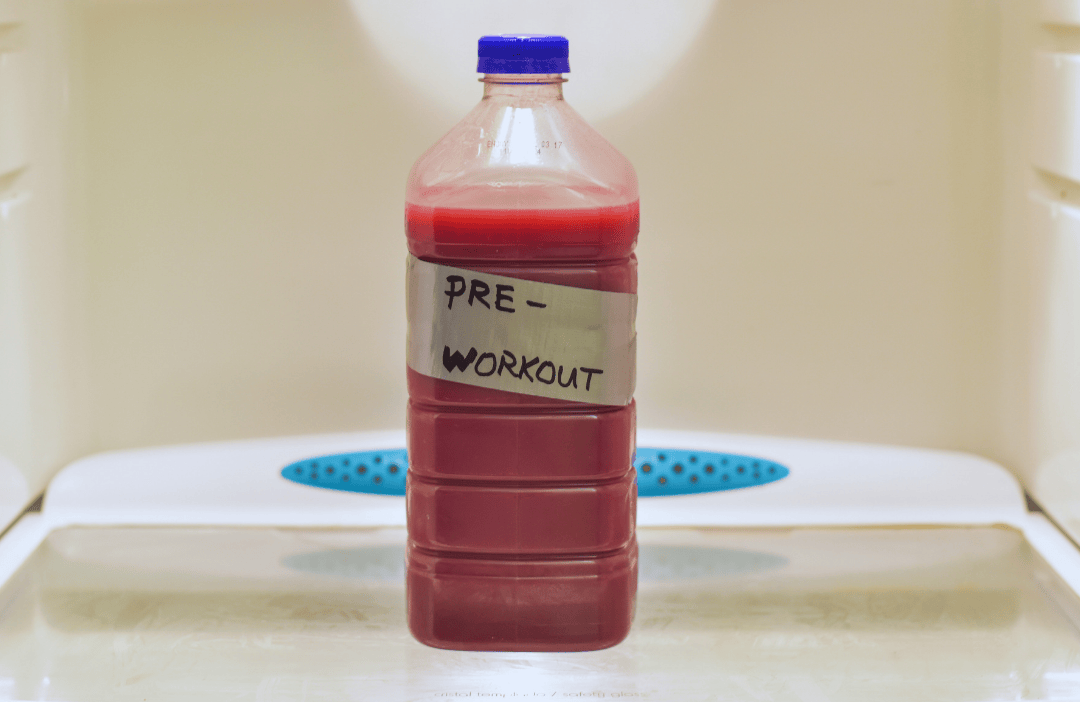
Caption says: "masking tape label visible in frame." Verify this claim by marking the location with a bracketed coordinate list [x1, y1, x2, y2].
[407, 255, 636, 406]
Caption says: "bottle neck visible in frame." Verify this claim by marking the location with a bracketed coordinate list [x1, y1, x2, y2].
[481, 74, 565, 101]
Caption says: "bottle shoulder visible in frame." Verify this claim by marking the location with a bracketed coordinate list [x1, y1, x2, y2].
[406, 97, 637, 210]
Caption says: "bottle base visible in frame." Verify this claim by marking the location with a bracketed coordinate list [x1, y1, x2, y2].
[406, 542, 637, 652]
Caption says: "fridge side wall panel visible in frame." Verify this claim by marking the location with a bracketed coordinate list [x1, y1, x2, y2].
[1023, 2, 1080, 536]
[0, 1, 91, 530]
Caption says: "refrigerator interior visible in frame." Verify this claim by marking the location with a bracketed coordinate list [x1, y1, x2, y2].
[6, 0, 1080, 526]
[6, 3, 1080, 695]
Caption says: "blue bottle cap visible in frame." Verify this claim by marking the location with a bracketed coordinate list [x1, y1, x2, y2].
[477, 34, 570, 74]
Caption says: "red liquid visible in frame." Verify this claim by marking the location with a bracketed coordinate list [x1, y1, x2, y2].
[406, 202, 639, 651]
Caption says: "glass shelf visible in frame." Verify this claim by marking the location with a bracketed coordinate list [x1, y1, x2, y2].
[1, 525, 1078, 701]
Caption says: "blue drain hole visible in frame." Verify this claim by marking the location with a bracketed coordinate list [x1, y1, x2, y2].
[281, 447, 788, 497]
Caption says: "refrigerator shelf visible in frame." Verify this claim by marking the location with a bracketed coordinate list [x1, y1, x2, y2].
[0, 431, 1076, 702]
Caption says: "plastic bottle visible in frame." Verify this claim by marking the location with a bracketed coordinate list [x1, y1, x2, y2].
[405, 35, 638, 651]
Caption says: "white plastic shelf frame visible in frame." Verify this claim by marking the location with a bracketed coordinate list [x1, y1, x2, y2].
[1, 430, 1080, 702]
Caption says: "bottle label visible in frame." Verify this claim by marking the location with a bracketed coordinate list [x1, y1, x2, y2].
[407, 255, 636, 406]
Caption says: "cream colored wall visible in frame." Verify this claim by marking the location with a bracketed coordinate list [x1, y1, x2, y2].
[0, 0, 90, 527]
[6, 1, 1053, 492]
[614, 0, 1005, 453]
[995, 0, 1039, 484]
[76, 0, 419, 449]
[74, 0, 1011, 455]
